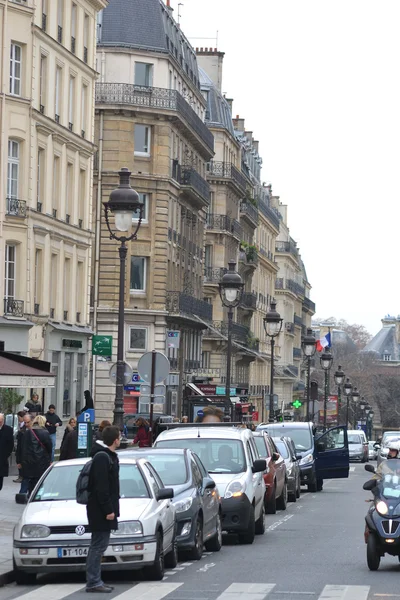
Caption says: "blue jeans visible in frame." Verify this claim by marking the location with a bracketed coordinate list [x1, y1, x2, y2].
[49, 433, 56, 461]
[86, 531, 110, 590]
[19, 478, 30, 494]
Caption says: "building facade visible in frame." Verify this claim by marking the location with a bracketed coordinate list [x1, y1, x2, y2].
[0, 0, 106, 416]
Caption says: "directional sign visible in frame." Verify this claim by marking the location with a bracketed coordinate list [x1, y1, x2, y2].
[137, 351, 170, 384]
[92, 335, 112, 356]
[109, 362, 133, 386]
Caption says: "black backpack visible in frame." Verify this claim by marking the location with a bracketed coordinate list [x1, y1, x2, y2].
[76, 452, 111, 505]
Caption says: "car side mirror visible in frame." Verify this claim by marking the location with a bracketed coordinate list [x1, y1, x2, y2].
[374, 443, 381, 450]
[316, 442, 325, 453]
[203, 477, 216, 491]
[296, 454, 302, 461]
[252, 459, 267, 473]
[156, 488, 174, 501]
[15, 493, 28, 505]
[364, 464, 376, 474]
[272, 452, 280, 462]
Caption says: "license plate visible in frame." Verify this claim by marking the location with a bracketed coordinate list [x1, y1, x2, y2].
[57, 547, 88, 558]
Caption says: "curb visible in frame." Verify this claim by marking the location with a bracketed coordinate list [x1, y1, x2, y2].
[0, 569, 15, 588]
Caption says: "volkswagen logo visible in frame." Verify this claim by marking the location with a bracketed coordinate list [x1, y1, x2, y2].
[75, 525, 86, 536]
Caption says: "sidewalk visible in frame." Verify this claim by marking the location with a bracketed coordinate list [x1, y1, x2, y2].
[0, 467, 24, 585]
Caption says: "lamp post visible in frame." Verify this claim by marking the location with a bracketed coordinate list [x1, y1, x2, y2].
[334, 365, 345, 425]
[351, 386, 360, 428]
[343, 378, 353, 426]
[368, 410, 374, 440]
[219, 262, 244, 420]
[320, 349, 333, 431]
[103, 168, 143, 430]
[264, 300, 283, 423]
[302, 328, 316, 422]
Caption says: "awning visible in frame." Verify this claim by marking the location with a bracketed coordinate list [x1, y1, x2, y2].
[48, 322, 94, 335]
[0, 352, 55, 388]
[186, 382, 205, 395]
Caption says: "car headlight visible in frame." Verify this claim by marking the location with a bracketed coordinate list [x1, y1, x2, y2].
[174, 497, 193, 513]
[300, 454, 313, 466]
[113, 521, 143, 536]
[376, 501, 389, 516]
[225, 480, 246, 499]
[21, 525, 51, 539]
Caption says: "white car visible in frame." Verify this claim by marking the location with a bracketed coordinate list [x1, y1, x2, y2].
[154, 426, 266, 544]
[13, 457, 177, 585]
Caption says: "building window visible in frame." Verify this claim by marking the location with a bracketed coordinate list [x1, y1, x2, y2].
[202, 351, 211, 369]
[57, 0, 63, 43]
[134, 125, 151, 156]
[7, 140, 19, 199]
[134, 62, 153, 87]
[63, 352, 72, 417]
[65, 162, 73, 221]
[53, 156, 60, 216]
[10, 43, 22, 96]
[76, 354, 84, 413]
[71, 4, 76, 54]
[132, 193, 148, 223]
[39, 54, 47, 113]
[129, 327, 147, 351]
[69, 76, 75, 130]
[37, 148, 44, 210]
[5, 244, 16, 299]
[55, 66, 62, 122]
[97, 10, 103, 43]
[81, 84, 87, 137]
[79, 168, 86, 226]
[77, 261, 84, 317]
[383, 354, 391, 361]
[130, 257, 147, 292]
[83, 14, 89, 63]
[50, 253, 58, 316]
[64, 257, 71, 317]
[34, 249, 43, 313]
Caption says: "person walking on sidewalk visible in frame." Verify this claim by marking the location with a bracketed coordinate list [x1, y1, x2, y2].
[0, 413, 14, 491]
[86, 426, 120, 594]
[16, 414, 33, 494]
[45, 404, 62, 461]
[19, 415, 52, 495]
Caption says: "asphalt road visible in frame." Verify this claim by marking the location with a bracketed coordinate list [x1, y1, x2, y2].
[3, 463, 400, 600]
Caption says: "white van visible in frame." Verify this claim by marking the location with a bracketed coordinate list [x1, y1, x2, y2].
[155, 426, 266, 544]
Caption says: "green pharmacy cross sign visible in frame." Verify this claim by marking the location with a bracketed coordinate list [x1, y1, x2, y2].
[292, 400, 302, 409]
[92, 335, 113, 356]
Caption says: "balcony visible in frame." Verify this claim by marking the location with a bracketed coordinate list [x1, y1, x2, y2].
[95, 83, 214, 155]
[275, 240, 299, 258]
[293, 347, 302, 359]
[172, 162, 210, 207]
[239, 247, 258, 269]
[240, 292, 257, 311]
[6, 198, 27, 217]
[205, 321, 250, 344]
[258, 197, 281, 230]
[240, 202, 259, 228]
[303, 297, 316, 313]
[207, 161, 247, 193]
[206, 214, 243, 239]
[258, 246, 275, 262]
[4, 298, 24, 318]
[166, 291, 213, 322]
[294, 315, 303, 327]
[204, 266, 227, 284]
[275, 278, 305, 297]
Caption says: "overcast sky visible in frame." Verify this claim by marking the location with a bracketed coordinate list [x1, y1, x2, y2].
[170, 0, 400, 336]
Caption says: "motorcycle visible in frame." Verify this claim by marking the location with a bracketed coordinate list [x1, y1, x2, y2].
[363, 460, 400, 570]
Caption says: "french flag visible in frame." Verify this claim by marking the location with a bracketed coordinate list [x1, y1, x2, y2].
[316, 332, 331, 352]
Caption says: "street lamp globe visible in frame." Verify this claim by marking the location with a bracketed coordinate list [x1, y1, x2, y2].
[302, 328, 316, 357]
[343, 378, 353, 397]
[263, 300, 283, 338]
[104, 168, 143, 233]
[360, 397, 367, 411]
[219, 261, 244, 307]
[369, 410, 374, 420]
[320, 349, 333, 371]
[352, 387, 360, 403]
[334, 365, 345, 386]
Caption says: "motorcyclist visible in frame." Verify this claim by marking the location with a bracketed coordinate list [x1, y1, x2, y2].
[363, 441, 400, 495]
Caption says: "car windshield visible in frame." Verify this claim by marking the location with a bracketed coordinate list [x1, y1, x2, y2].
[156, 438, 246, 474]
[262, 426, 312, 451]
[274, 440, 289, 459]
[32, 463, 150, 501]
[376, 460, 400, 499]
[135, 453, 188, 486]
[348, 434, 362, 444]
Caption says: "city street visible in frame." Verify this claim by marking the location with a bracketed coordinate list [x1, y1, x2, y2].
[2, 464, 400, 600]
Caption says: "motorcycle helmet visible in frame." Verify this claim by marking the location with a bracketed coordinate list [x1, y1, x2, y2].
[387, 440, 400, 459]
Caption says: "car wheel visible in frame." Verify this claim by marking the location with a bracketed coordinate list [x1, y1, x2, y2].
[144, 532, 164, 580]
[265, 484, 277, 514]
[289, 486, 297, 503]
[189, 517, 203, 560]
[255, 502, 266, 535]
[316, 479, 323, 492]
[276, 482, 288, 510]
[205, 513, 222, 552]
[164, 535, 178, 569]
[13, 559, 36, 586]
[367, 534, 381, 571]
[238, 504, 255, 544]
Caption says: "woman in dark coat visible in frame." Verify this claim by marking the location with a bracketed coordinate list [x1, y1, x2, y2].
[133, 418, 150, 448]
[20, 415, 52, 494]
[0, 414, 14, 491]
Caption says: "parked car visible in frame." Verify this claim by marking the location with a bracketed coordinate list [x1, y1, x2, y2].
[154, 426, 266, 544]
[377, 434, 400, 467]
[273, 437, 301, 502]
[13, 457, 177, 584]
[257, 422, 350, 492]
[348, 429, 368, 462]
[368, 441, 377, 461]
[122, 448, 222, 558]
[252, 431, 287, 513]
[347, 432, 366, 462]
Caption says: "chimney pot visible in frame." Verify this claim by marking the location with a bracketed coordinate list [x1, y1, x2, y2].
[236, 115, 239, 119]
[214, 48, 217, 52]
[200, 47, 203, 52]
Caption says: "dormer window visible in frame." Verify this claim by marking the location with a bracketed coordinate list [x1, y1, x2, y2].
[383, 354, 391, 361]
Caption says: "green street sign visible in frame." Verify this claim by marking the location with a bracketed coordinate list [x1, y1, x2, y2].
[92, 335, 113, 356]
[292, 400, 302, 409]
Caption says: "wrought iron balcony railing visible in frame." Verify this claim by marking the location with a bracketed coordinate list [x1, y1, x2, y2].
[95, 83, 214, 153]
[205, 320, 250, 344]
[166, 291, 213, 321]
[294, 315, 303, 327]
[207, 161, 247, 192]
[303, 297, 316, 313]
[258, 247, 274, 262]
[275, 240, 299, 256]
[206, 214, 243, 239]
[6, 198, 27, 217]
[258, 198, 281, 229]
[204, 266, 227, 284]
[240, 292, 257, 310]
[275, 278, 305, 297]
[240, 202, 259, 226]
[4, 298, 24, 317]
[179, 166, 210, 205]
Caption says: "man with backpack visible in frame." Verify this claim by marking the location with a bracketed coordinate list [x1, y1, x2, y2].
[85, 426, 120, 593]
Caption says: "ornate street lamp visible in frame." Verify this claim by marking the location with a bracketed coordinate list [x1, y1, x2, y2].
[219, 262, 244, 420]
[103, 168, 143, 430]
[343, 378, 353, 426]
[302, 329, 316, 421]
[320, 348, 333, 431]
[334, 365, 345, 425]
[351, 386, 360, 429]
[264, 300, 283, 422]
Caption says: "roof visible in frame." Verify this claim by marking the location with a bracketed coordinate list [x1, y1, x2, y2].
[0, 316, 34, 328]
[363, 324, 399, 360]
[199, 67, 235, 136]
[53, 456, 141, 467]
[156, 426, 253, 441]
[48, 322, 94, 335]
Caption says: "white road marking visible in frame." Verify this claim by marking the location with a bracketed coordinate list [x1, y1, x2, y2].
[197, 562, 216, 572]
[113, 582, 183, 600]
[216, 583, 276, 599]
[350, 466, 356, 472]
[15, 584, 85, 600]
[180, 561, 193, 566]
[164, 570, 178, 575]
[267, 513, 294, 531]
[319, 585, 369, 600]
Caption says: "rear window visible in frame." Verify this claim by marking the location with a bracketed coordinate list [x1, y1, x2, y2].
[261, 425, 312, 451]
[156, 438, 246, 474]
[136, 453, 188, 486]
[348, 434, 362, 444]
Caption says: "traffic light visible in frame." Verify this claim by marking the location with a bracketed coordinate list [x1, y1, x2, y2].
[310, 381, 318, 400]
[292, 400, 302, 409]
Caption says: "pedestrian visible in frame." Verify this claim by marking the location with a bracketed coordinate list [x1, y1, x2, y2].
[0, 413, 14, 491]
[195, 405, 224, 423]
[13, 411, 26, 483]
[80, 390, 94, 414]
[95, 420, 111, 442]
[44, 404, 62, 461]
[132, 417, 150, 447]
[24, 393, 42, 417]
[86, 425, 120, 594]
[59, 417, 77, 461]
[16, 413, 33, 494]
[19, 414, 52, 495]
[181, 416, 189, 423]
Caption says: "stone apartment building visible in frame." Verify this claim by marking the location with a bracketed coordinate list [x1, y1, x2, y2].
[92, 0, 214, 419]
[0, 0, 106, 416]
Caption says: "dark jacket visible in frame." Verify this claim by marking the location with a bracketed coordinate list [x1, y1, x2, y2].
[0, 424, 14, 477]
[133, 425, 150, 448]
[20, 427, 52, 479]
[80, 390, 94, 413]
[87, 441, 120, 532]
[25, 401, 42, 415]
[59, 429, 77, 461]
[45, 412, 62, 435]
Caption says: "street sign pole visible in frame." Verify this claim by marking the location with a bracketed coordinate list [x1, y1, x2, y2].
[149, 350, 157, 438]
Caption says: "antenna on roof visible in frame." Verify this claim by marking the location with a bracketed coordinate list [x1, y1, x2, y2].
[178, 3, 183, 24]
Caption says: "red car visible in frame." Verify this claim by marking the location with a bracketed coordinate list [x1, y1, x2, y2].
[253, 431, 287, 514]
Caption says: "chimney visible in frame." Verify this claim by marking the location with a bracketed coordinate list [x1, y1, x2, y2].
[195, 48, 225, 92]
[165, 0, 173, 11]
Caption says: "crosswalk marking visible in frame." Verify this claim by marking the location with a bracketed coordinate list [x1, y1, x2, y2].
[319, 585, 370, 600]
[113, 582, 183, 600]
[216, 583, 276, 599]
[16, 584, 85, 600]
